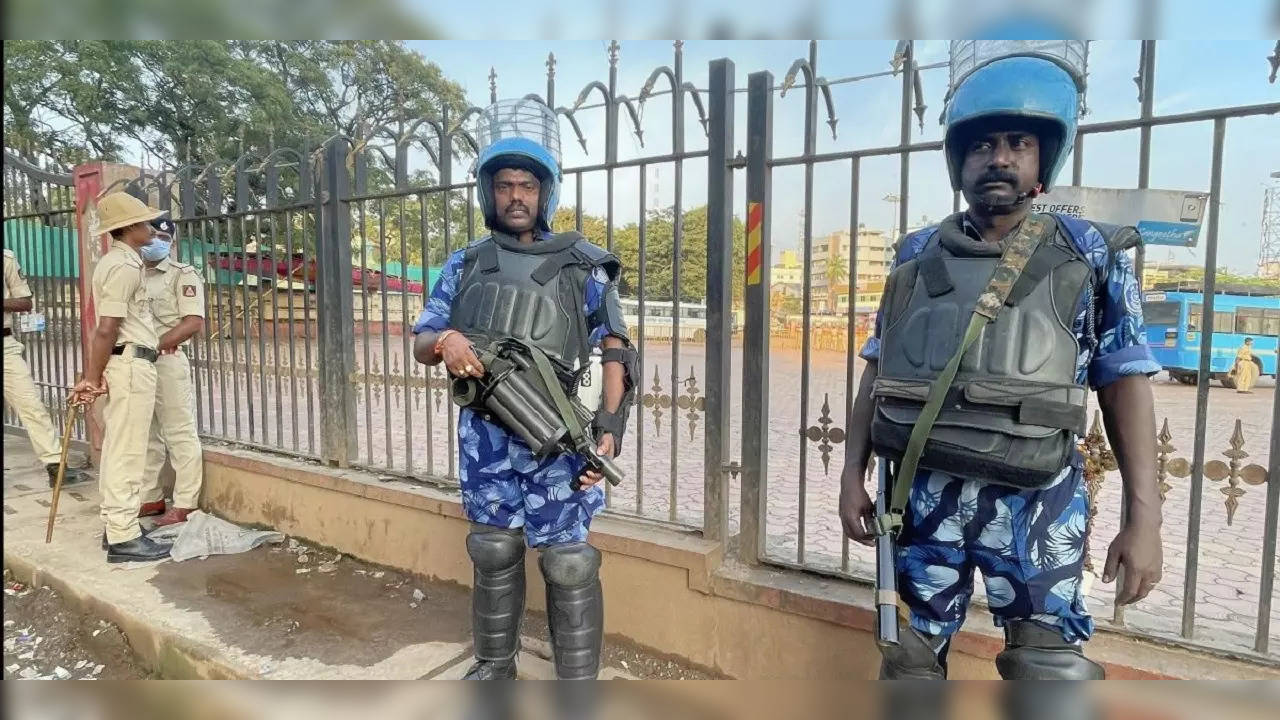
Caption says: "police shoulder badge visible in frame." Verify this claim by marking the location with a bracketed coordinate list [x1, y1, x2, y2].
[182, 285, 197, 297]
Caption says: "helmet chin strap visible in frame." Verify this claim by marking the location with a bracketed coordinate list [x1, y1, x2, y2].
[976, 183, 1042, 212]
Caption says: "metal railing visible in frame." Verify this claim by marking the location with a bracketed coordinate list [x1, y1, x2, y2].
[4, 39, 1277, 664]
[2, 146, 85, 444]
[738, 40, 1280, 662]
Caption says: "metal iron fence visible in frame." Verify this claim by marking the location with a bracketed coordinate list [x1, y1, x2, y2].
[2, 147, 85, 444]
[3, 40, 1277, 664]
[738, 40, 1280, 663]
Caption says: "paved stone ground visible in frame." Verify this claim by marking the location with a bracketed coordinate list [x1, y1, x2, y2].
[10, 334, 1278, 659]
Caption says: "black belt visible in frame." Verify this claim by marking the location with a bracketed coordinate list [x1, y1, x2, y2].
[111, 344, 158, 363]
[2, 327, 10, 337]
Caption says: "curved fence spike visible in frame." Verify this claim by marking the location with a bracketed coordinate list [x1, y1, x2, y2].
[616, 96, 645, 147]
[572, 81, 610, 111]
[683, 82, 710, 136]
[639, 66, 677, 103]
[816, 77, 839, 141]
[555, 107, 590, 154]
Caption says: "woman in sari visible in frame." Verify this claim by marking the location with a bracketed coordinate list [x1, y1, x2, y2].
[1233, 337, 1260, 393]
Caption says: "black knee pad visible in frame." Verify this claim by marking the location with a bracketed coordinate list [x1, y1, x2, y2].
[995, 620, 1104, 680]
[539, 542, 601, 587]
[879, 626, 949, 680]
[466, 525, 527, 664]
[466, 524, 525, 571]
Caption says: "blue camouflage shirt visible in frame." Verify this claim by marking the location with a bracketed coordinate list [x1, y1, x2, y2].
[860, 213, 1161, 390]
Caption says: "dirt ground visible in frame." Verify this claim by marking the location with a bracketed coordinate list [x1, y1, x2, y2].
[3, 568, 153, 680]
[4, 534, 715, 680]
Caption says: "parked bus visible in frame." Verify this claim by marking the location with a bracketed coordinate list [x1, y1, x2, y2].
[1141, 287, 1279, 387]
[618, 297, 734, 342]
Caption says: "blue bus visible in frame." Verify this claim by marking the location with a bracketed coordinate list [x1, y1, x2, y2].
[1141, 286, 1279, 387]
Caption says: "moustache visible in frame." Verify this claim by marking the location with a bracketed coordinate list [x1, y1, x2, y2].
[505, 203, 529, 213]
[977, 171, 1020, 187]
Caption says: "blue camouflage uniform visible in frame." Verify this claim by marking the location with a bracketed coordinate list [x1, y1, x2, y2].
[860, 213, 1161, 643]
[413, 232, 626, 547]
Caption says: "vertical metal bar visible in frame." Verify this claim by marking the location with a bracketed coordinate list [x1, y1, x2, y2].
[399, 195, 412, 474]
[1257, 361, 1280, 653]
[703, 57, 735, 542]
[268, 211, 282, 448]
[302, 201, 317, 455]
[1181, 117, 1226, 639]
[379, 198, 393, 469]
[576, 172, 583, 233]
[254, 213, 269, 446]
[898, 42, 913, 238]
[240, 212, 256, 443]
[635, 164, 647, 516]
[285, 207, 299, 452]
[1072, 132, 1085, 186]
[358, 199, 373, 465]
[796, 42, 819, 565]
[420, 192, 435, 476]
[740, 70, 773, 565]
[842, 156, 862, 575]
[1134, 40, 1156, 286]
[443, 186, 456, 481]
[317, 139, 358, 467]
[1115, 41, 1158, 628]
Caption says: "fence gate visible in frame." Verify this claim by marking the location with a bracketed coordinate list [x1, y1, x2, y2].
[2, 148, 85, 444]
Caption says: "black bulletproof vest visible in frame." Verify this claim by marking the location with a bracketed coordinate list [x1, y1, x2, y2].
[871, 220, 1094, 487]
[452, 232, 599, 376]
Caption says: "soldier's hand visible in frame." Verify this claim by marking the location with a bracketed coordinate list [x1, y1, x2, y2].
[440, 333, 484, 378]
[1103, 520, 1163, 605]
[576, 434, 615, 488]
[839, 463, 876, 546]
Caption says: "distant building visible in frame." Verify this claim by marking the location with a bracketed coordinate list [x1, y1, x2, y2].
[771, 249, 805, 297]
[1143, 263, 1201, 290]
[1261, 261, 1280, 280]
[809, 226, 892, 314]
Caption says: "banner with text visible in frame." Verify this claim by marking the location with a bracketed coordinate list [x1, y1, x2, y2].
[1031, 186, 1209, 247]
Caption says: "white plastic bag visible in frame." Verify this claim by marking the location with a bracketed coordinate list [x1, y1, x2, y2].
[148, 510, 284, 562]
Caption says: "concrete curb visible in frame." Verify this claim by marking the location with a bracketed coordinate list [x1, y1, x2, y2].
[4, 551, 251, 680]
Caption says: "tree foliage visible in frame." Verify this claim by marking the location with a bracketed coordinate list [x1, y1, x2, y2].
[3, 41, 468, 173]
[552, 205, 747, 305]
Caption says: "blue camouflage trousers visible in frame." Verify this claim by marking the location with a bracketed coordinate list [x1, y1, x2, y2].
[457, 408, 606, 547]
[896, 466, 1095, 643]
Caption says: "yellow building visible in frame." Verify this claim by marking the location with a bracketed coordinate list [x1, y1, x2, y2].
[810, 226, 892, 313]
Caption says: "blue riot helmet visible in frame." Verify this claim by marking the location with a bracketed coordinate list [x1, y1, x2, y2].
[943, 41, 1087, 193]
[473, 98, 562, 233]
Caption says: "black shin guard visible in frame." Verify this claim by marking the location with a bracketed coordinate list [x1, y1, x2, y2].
[995, 620, 1104, 680]
[539, 542, 603, 680]
[466, 525, 526, 671]
[879, 626, 950, 680]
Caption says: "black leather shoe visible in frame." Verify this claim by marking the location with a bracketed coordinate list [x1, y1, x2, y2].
[461, 659, 518, 680]
[47, 464, 88, 488]
[102, 527, 151, 551]
[105, 535, 169, 563]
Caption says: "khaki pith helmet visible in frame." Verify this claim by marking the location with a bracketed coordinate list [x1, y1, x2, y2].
[96, 192, 165, 235]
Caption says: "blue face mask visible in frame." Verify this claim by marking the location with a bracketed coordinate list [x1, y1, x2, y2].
[141, 237, 171, 262]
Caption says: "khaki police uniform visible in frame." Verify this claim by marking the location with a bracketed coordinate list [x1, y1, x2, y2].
[142, 257, 205, 509]
[3, 249, 62, 464]
[93, 240, 160, 544]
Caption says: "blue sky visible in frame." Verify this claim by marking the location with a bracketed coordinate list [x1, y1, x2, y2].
[406, 39, 1280, 273]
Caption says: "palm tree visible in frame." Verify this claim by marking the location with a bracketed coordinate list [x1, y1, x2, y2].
[825, 256, 848, 312]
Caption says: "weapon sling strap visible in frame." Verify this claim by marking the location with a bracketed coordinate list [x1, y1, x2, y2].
[876, 214, 1054, 537]
[523, 342, 594, 451]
